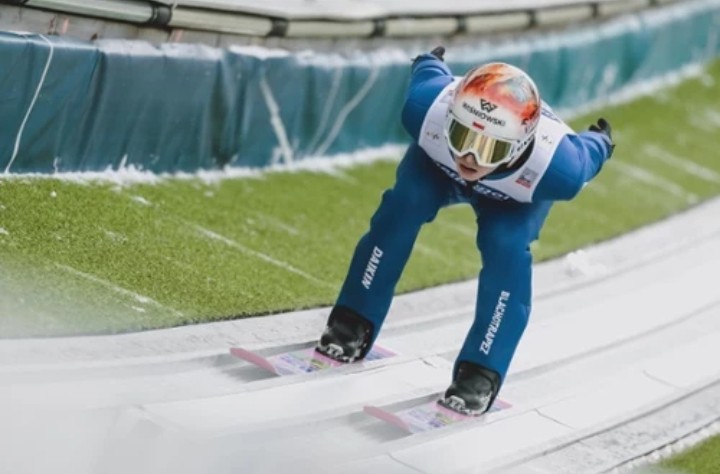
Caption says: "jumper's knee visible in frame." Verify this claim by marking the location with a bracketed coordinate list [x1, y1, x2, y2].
[477, 222, 534, 264]
[372, 187, 441, 229]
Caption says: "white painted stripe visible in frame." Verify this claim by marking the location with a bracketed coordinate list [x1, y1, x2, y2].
[612, 160, 698, 202]
[443, 221, 476, 239]
[55, 264, 183, 317]
[4, 34, 55, 174]
[585, 180, 610, 195]
[643, 143, 720, 184]
[556, 62, 707, 120]
[414, 242, 445, 260]
[195, 225, 333, 288]
[251, 212, 300, 236]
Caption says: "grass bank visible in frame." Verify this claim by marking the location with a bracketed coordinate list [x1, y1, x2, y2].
[1, 60, 719, 337]
[662, 434, 720, 473]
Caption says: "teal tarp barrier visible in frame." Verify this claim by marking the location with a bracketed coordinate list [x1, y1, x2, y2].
[1, 0, 719, 174]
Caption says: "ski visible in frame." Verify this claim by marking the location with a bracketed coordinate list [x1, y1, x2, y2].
[230, 344, 396, 376]
[364, 397, 511, 433]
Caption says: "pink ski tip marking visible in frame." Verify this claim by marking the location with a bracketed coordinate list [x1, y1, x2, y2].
[229, 347, 278, 374]
[364, 406, 412, 432]
[492, 398, 512, 411]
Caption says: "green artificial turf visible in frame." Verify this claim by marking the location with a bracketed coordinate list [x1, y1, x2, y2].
[1, 60, 720, 337]
[662, 434, 720, 473]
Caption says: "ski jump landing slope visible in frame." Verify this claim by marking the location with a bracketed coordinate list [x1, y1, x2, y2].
[2, 198, 720, 474]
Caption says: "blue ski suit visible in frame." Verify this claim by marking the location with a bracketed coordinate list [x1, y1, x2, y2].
[335, 54, 614, 385]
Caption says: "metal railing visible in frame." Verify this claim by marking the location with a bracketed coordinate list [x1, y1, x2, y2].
[0, 0, 682, 41]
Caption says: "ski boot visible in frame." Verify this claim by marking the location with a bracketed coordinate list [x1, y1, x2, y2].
[315, 306, 374, 363]
[438, 361, 500, 416]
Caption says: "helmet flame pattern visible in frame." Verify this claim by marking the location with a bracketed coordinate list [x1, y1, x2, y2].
[459, 64, 541, 129]
[446, 62, 541, 168]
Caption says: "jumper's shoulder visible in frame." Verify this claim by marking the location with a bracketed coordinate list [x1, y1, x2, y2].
[536, 102, 575, 139]
[402, 76, 456, 141]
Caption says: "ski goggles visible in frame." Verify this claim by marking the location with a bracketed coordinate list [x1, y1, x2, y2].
[445, 116, 513, 168]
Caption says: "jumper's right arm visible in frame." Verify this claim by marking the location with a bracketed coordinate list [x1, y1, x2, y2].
[534, 129, 614, 201]
[400, 54, 454, 141]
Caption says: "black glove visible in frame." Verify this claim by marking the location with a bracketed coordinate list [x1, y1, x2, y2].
[589, 118, 615, 157]
[412, 46, 445, 64]
[429, 46, 445, 61]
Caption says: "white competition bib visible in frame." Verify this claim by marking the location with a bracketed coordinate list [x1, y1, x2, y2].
[417, 79, 575, 203]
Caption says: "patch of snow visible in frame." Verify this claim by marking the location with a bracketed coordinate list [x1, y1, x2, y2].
[130, 195, 151, 206]
[700, 73, 715, 87]
[703, 107, 720, 127]
[227, 45, 291, 59]
[133, 294, 151, 304]
[103, 230, 127, 243]
[562, 249, 608, 278]
[0, 145, 404, 185]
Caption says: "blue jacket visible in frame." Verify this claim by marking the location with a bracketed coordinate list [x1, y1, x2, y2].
[400, 54, 614, 201]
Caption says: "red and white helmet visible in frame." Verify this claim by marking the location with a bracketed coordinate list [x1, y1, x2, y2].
[445, 62, 541, 168]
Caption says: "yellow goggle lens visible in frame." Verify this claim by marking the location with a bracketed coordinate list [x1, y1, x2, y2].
[447, 119, 512, 167]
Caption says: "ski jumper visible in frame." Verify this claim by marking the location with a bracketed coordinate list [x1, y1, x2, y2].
[335, 54, 613, 384]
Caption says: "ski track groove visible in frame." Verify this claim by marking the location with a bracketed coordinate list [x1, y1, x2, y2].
[188, 299, 720, 470]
